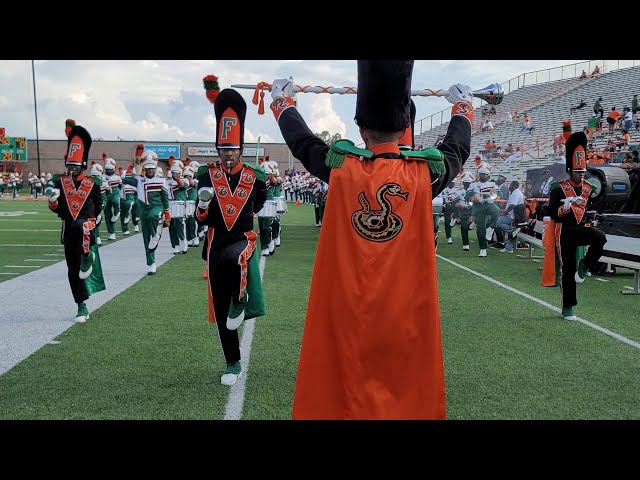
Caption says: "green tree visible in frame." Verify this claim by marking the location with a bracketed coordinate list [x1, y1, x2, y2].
[315, 130, 341, 145]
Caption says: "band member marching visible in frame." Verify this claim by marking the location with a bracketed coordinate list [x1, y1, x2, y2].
[122, 151, 171, 275]
[166, 158, 189, 254]
[466, 163, 499, 257]
[545, 131, 607, 321]
[103, 156, 122, 240]
[183, 164, 200, 247]
[48, 124, 105, 322]
[196, 83, 267, 386]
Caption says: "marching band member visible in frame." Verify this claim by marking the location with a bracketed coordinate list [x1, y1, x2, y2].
[258, 160, 277, 256]
[89, 161, 105, 245]
[466, 163, 499, 257]
[545, 131, 607, 321]
[196, 85, 267, 386]
[166, 158, 189, 254]
[119, 165, 139, 235]
[102, 156, 122, 240]
[268, 60, 471, 419]
[48, 124, 105, 322]
[122, 151, 171, 275]
[183, 165, 199, 247]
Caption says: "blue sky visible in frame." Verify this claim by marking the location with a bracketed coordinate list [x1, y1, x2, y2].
[0, 60, 589, 145]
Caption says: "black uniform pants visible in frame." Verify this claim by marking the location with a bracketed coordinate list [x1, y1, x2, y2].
[557, 224, 607, 308]
[63, 220, 93, 304]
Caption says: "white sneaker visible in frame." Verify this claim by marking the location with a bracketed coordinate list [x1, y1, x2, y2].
[96, 236, 102, 245]
[447, 237, 453, 244]
[479, 249, 487, 257]
[485, 227, 494, 242]
[449, 218, 457, 227]
[274, 236, 281, 247]
[147, 263, 157, 275]
[468, 221, 477, 230]
[124, 216, 131, 224]
[220, 372, 241, 386]
[108, 233, 116, 241]
[463, 245, 470, 251]
[123, 230, 130, 236]
[75, 314, 89, 323]
[268, 240, 275, 254]
[173, 246, 181, 255]
[148, 230, 162, 250]
[499, 248, 513, 253]
[111, 211, 120, 223]
[180, 239, 188, 253]
[134, 225, 139, 232]
[262, 248, 270, 256]
[227, 309, 245, 331]
[193, 238, 199, 247]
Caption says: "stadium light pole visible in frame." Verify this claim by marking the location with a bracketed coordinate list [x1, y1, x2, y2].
[31, 60, 41, 175]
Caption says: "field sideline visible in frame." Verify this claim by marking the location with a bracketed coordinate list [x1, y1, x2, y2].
[0, 199, 639, 419]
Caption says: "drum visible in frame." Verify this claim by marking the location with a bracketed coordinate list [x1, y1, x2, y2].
[257, 200, 277, 218]
[185, 200, 196, 217]
[432, 195, 444, 215]
[169, 200, 185, 218]
[276, 196, 287, 214]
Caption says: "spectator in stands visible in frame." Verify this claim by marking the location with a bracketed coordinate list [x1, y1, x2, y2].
[480, 119, 494, 132]
[570, 99, 587, 114]
[593, 97, 604, 118]
[496, 180, 525, 253]
[632, 94, 639, 120]
[622, 107, 633, 132]
[579, 70, 588, 80]
[591, 65, 601, 77]
[521, 114, 532, 134]
[505, 111, 513, 123]
[489, 106, 496, 115]
[504, 147, 523, 166]
[615, 129, 631, 151]
[553, 133, 566, 153]
[586, 113, 599, 140]
[513, 111, 520, 122]
[606, 107, 621, 133]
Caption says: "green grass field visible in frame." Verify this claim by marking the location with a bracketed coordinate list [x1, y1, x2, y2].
[0, 199, 141, 283]
[1, 199, 639, 419]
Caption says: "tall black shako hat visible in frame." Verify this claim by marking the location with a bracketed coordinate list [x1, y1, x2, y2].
[214, 89, 246, 150]
[565, 131, 588, 173]
[397, 99, 417, 150]
[65, 125, 92, 171]
[355, 60, 414, 132]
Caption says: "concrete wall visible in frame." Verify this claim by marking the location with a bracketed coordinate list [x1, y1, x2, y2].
[4, 140, 308, 176]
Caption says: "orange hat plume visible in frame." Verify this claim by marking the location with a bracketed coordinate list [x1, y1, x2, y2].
[562, 121, 572, 141]
[203, 75, 221, 104]
[65, 118, 76, 138]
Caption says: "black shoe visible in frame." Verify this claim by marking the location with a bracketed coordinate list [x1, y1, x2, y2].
[491, 242, 506, 249]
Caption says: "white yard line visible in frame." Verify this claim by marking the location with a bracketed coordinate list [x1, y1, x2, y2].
[436, 254, 640, 350]
[0, 272, 20, 275]
[4, 265, 41, 269]
[25, 259, 59, 262]
[43, 254, 65, 256]
[224, 255, 267, 420]
[0, 229, 60, 232]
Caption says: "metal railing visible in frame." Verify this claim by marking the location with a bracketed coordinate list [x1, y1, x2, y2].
[414, 60, 640, 136]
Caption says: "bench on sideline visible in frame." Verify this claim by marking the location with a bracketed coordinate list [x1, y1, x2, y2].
[516, 219, 640, 295]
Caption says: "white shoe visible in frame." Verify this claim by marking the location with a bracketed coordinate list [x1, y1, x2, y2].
[148, 230, 162, 250]
[180, 239, 188, 253]
[262, 248, 270, 256]
[193, 238, 200, 247]
[111, 211, 120, 223]
[123, 230, 130, 236]
[499, 248, 513, 253]
[463, 245, 470, 251]
[227, 310, 245, 331]
[274, 236, 281, 247]
[173, 246, 181, 255]
[147, 263, 157, 275]
[75, 314, 89, 323]
[124, 216, 131, 224]
[108, 233, 116, 241]
[468, 221, 477, 230]
[485, 227, 494, 242]
[220, 372, 241, 386]
[96, 237, 102, 245]
[479, 249, 487, 257]
[447, 237, 453, 244]
[268, 240, 275, 254]
[449, 218, 457, 227]
[134, 225, 139, 232]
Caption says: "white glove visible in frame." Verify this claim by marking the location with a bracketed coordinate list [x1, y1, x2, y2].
[271, 78, 294, 100]
[197, 187, 213, 210]
[445, 83, 473, 105]
[48, 188, 60, 203]
[563, 197, 574, 209]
